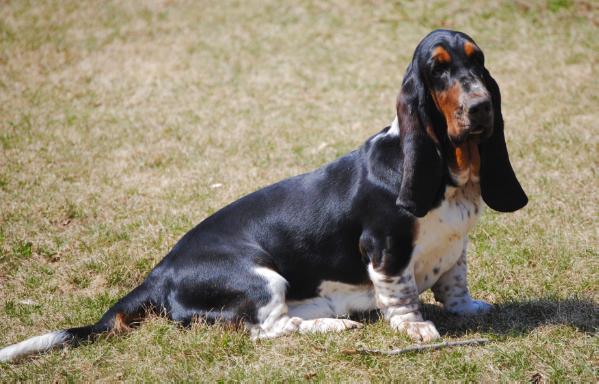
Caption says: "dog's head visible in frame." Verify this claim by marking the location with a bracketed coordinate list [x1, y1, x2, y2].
[396, 30, 528, 217]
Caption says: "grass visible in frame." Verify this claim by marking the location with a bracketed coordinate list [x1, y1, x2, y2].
[0, 0, 597, 381]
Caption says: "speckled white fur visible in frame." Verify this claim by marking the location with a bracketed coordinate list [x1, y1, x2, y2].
[412, 181, 482, 292]
[368, 263, 440, 342]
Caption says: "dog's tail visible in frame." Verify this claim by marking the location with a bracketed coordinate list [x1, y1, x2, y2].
[0, 282, 155, 363]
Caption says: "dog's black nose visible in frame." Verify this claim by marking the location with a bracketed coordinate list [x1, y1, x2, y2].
[468, 99, 492, 122]
[467, 98, 493, 136]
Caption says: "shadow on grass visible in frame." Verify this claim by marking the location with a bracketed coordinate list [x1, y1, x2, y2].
[418, 298, 599, 337]
[353, 297, 598, 336]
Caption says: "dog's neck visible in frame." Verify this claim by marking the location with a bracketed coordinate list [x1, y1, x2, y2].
[361, 121, 404, 194]
[447, 141, 481, 187]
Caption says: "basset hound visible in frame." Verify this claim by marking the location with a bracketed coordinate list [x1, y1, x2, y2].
[0, 29, 527, 362]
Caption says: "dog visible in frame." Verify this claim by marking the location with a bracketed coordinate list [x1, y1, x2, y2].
[0, 29, 527, 362]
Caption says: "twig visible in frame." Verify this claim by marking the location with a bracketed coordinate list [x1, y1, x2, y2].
[343, 338, 489, 355]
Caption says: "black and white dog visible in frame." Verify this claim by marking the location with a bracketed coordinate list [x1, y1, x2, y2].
[0, 30, 527, 362]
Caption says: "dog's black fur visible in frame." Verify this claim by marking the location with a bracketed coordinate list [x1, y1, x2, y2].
[0, 29, 527, 360]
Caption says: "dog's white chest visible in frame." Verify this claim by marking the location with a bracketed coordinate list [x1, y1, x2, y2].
[412, 182, 482, 292]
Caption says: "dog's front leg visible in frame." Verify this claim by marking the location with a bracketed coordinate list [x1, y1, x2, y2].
[367, 261, 440, 342]
[431, 239, 492, 315]
[361, 230, 441, 342]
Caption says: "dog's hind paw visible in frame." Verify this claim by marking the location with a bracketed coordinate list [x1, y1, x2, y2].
[299, 318, 363, 333]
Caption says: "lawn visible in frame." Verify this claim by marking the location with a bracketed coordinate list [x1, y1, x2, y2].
[0, 0, 597, 382]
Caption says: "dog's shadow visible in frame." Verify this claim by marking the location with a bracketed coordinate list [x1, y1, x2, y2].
[356, 298, 598, 336]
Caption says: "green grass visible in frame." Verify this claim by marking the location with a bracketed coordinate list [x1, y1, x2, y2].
[0, 0, 597, 381]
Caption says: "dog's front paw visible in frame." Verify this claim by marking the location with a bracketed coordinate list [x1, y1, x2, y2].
[390, 318, 441, 342]
[446, 299, 493, 316]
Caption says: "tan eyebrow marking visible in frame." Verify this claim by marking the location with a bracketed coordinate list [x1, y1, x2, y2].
[464, 41, 477, 57]
[432, 46, 451, 63]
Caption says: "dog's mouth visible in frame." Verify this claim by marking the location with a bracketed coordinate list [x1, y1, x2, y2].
[469, 125, 485, 135]
[466, 130, 484, 144]
[449, 123, 493, 147]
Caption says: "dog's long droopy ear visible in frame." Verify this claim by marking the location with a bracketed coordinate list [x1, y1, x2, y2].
[396, 64, 444, 218]
[479, 70, 528, 212]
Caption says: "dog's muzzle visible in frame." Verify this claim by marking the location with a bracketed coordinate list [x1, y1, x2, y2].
[465, 97, 493, 142]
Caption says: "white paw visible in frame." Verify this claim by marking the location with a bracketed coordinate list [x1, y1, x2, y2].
[391, 318, 441, 342]
[446, 299, 493, 315]
[299, 318, 363, 333]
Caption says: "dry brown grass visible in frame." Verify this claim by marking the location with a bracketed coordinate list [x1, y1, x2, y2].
[0, 0, 597, 381]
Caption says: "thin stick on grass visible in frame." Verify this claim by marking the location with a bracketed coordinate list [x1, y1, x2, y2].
[343, 338, 489, 355]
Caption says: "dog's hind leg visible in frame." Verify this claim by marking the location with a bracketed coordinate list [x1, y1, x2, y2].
[250, 268, 362, 339]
